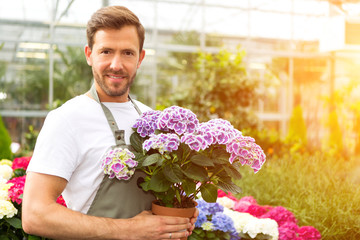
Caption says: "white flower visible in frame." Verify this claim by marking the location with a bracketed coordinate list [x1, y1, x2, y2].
[0, 159, 12, 167]
[223, 207, 279, 240]
[217, 196, 235, 209]
[243, 217, 279, 240]
[0, 182, 12, 200]
[201, 221, 214, 231]
[0, 165, 13, 181]
[223, 207, 256, 232]
[0, 200, 18, 219]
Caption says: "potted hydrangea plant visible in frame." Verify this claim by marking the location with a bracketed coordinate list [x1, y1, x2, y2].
[101, 106, 266, 211]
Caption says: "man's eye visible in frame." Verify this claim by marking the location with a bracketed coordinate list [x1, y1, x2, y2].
[124, 51, 134, 56]
[101, 50, 110, 54]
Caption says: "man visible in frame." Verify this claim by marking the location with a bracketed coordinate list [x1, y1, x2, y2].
[22, 6, 198, 240]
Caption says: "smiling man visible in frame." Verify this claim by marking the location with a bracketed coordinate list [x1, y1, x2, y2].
[22, 6, 197, 240]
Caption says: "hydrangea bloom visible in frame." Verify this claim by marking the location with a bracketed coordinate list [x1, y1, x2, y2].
[101, 147, 138, 180]
[0, 182, 12, 201]
[233, 196, 259, 212]
[226, 135, 266, 172]
[196, 200, 240, 240]
[56, 195, 67, 207]
[156, 106, 199, 134]
[278, 222, 299, 240]
[242, 217, 279, 239]
[224, 208, 279, 240]
[0, 165, 13, 182]
[0, 159, 12, 167]
[132, 110, 161, 137]
[180, 133, 208, 151]
[297, 226, 321, 240]
[197, 199, 224, 216]
[217, 189, 238, 201]
[7, 176, 26, 204]
[197, 119, 240, 145]
[260, 206, 298, 227]
[217, 195, 235, 209]
[11, 156, 31, 170]
[143, 133, 180, 154]
[0, 199, 18, 219]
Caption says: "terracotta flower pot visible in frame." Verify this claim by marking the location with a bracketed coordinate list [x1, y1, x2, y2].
[152, 200, 197, 240]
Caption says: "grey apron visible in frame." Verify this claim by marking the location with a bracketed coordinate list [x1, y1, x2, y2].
[86, 84, 155, 219]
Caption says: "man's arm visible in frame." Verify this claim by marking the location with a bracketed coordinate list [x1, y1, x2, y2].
[22, 172, 193, 240]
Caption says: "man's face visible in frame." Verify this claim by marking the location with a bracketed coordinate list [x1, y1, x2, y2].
[85, 26, 145, 102]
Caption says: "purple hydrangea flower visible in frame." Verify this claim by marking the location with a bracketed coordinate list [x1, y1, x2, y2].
[132, 110, 161, 137]
[156, 106, 199, 135]
[143, 133, 180, 154]
[226, 135, 266, 173]
[100, 147, 138, 180]
[197, 119, 241, 145]
[180, 133, 208, 151]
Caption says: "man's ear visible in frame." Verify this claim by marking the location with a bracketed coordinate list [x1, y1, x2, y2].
[84, 45, 92, 66]
[137, 49, 146, 69]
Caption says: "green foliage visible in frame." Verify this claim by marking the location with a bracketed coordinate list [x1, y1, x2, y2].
[236, 152, 360, 240]
[53, 46, 92, 106]
[324, 110, 343, 154]
[160, 47, 260, 131]
[23, 125, 39, 154]
[5, 46, 92, 110]
[285, 105, 307, 153]
[0, 115, 12, 159]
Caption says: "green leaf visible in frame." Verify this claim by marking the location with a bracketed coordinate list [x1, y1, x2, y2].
[142, 153, 162, 166]
[148, 172, 171, 192]
[0, 235, 10, 240]
[190, 154, 214, 167]
[13, 168, 26, 177]
[163, 164, 183, 183]
[182, 180, 196, 196]
[211, 148, 230, 164]
[217, 178, 242, 194]
[133, 152, 146, 167]
[182, 164, 208, 182]
[130, 132, 144, 153]
[5, 217, 22, 229]
[200, 184, 218, 202]
[223, 164, 242, 180]
[28, 235, 42, 240]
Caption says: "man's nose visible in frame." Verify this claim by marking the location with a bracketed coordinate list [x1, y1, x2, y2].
[109, 54, 123, 71]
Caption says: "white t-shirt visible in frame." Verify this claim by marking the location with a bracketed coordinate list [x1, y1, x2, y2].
[27, 94, 151, 213]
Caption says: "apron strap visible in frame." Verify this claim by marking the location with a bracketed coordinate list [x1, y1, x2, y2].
[89, 83, 142, 145]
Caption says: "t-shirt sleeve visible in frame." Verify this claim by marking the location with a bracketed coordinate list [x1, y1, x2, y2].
[27, 109, 80, 181]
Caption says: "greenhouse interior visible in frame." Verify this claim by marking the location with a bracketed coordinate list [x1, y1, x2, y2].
[0, 0, 360, 239]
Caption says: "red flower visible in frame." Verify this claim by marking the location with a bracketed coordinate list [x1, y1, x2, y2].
[11, 156, 31, 170]
[7, 176, 26, 204]
[297, 226, 321, 240]
[260, 206, 298, 227]
[56, 195, 67, 207]
[217, 189, 237, 201]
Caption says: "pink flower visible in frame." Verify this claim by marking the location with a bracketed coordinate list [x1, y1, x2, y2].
[297, 226, 321, 240]
[7, 176, 26, 204]
[260, 206, 298, 226]
[278, 222, 299, 240]
[11, 156, 31, 170]
[56, 195, 67, 207]
[233, 196, 258, 212]
[217, 189, 237, 201]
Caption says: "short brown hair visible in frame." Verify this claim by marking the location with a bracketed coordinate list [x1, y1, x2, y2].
[86, 6, 145, 52]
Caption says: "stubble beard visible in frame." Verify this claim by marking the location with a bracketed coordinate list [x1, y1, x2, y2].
[93, 69, 137, 97]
